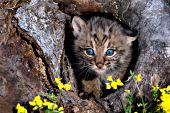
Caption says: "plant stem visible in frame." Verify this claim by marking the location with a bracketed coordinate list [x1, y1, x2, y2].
[119, 95, 126, 112]
[135, 81, 146, 113]
[141, 96, 146, 113]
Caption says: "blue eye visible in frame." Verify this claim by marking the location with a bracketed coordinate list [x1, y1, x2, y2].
[85, 48, 95, 55]
[106, 49, 114, 56]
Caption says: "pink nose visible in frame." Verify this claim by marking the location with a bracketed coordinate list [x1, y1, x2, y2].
[96, 63, 103, 69]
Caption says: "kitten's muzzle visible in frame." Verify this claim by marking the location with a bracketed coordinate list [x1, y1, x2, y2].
[96, 63, 104, 69]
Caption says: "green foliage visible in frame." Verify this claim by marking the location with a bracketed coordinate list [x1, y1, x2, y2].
[125, 94, 134, 113]
[152, 84, 160, 101]
[106, 70, 170, 113]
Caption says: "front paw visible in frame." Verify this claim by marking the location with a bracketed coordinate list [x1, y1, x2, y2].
[93, 89, 102, 99]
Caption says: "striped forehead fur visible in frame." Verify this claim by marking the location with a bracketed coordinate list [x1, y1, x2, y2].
[87, 17, 123, 46]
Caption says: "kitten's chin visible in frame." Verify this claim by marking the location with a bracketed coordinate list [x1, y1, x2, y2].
[95, 69, 105, 74]
[91, 66, 106, 74]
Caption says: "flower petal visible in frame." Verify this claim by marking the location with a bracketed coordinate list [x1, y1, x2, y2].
[29, 101, 36, 106]
[64, 83, 71, 91]
[58, 106, 64, 111]
[58, 82, 64, 90]
[124, 89, 130, 94]
[135, 73, 142, 82]
[106, 83, 111, 89]
[107, 76, 113, 81]
[116, 79, 124, 86]
[55, 78, 62, 84]
[111, 81, 117, 89]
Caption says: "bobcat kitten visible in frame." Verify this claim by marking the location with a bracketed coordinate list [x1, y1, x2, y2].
[72, 16, 136, 98]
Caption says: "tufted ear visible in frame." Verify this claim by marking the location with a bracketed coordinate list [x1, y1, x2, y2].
[126, 36, 137, 45]
[72, 16, 86, 36]
[123, 28, 137, 45]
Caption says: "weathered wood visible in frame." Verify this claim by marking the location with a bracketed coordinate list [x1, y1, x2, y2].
[56, 0, 104, 13]
[15, 0, 67, 85]
[0, 8, 47, 112]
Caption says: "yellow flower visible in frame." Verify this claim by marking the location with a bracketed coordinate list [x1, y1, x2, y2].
[111, 81, 117, 89]
[107, 76, 113, 81]
[52, 104, 58, 110]
[166, 85, 170, 91]
[32, 106, 38, 111]
[58, 82, 64, 90]
[152, 83, 159, 91]
[158, 95, 170, 112]
[158, 85, 170, 112]
[29, 95, 43, 110]
[160, 88, 166, 95]
[106, 83, 111, 89]
[16, 103, 28, 113]
[35, 96, 43, 108]
[55, 78, 71, 91]
[43, 99, 58, 110]
[135, 73, 142, 82]
[29, 101, 36, 106]
[116, 79, 124, 86]
[58, 106, 64, 111]
[64, 82, 71, 91]
[43, 99, 52, 108]
[134, 112, 138, 113]
[55, 78, 62, 84]
[124, 89, 131, 94]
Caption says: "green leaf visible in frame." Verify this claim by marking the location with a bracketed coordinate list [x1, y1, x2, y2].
[129, 70, 134, 77]
[45, 109, 51, 113]
[126, 95, 134, 105]
[125, 106, 132, 113]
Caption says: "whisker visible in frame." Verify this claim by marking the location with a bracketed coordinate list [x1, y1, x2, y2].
[84, 68, 89, 80]
[72, 62, 83, 65]
[78, 67, 88, 78]
[75, 66, 88, 72]
[85, 68, 91, 80]
[74, 64, 92, 72]
[76, 64, 93, 79]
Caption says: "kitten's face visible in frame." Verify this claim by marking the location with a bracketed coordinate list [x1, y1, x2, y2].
[72, 16, 136, 74]
[80, 38, 117, 74]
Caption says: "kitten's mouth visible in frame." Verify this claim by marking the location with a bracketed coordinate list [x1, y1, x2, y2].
[91, 65, 106, 74]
